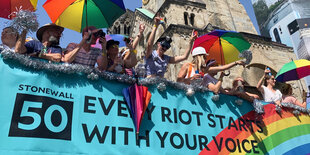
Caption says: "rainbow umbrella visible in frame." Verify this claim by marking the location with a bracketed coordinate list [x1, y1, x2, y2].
[193, 29, 251, 65]
[275, 59, 310, 83]
[0, 0, 38, 19]
[122, 84, 151, 134]
[43, 0, 125, 32]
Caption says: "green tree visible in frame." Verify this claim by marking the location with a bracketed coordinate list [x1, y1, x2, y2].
[268, 0, 285, 14]
[253, 0, 269, 27]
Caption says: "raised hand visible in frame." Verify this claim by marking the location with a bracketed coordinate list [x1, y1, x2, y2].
[236, 60, 246, 67]
[99, 36, 106, 49]
[154, 13, 161, 26]
[139, 23, 145, 34]
[82, 30, 91, 42]
[190, 29, 198, 42]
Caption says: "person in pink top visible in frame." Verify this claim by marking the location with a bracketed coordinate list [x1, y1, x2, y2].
[282, 84, 307, 108]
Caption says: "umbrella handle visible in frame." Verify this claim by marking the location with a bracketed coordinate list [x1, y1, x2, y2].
[86, 31, 92, 44]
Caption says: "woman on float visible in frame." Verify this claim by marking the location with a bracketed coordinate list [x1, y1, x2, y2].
[177, 47, 209, 84]
[256, 68, 282, 106]
[121, 23, 145, 76]
[203, 59, 246, 94]
[145, 14, 197, 78]
[282, 84, 307, 108]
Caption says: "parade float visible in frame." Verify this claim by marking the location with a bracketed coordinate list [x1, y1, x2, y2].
[1, 0, 310, 154]
[0, 48, 310, 155]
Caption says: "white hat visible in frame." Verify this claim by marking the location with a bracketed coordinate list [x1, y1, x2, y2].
[192, 47, 208, 56]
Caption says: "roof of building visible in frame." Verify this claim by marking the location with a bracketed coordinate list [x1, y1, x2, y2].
[136, 8, 155, 19]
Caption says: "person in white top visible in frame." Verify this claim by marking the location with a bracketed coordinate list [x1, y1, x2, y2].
[1, 27, 18, 50]
[257, 68, 282, 106]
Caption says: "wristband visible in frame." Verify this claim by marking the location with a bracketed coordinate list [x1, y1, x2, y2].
[132, 49, 137, 54]
[38, 52, 43, 58]
[153, 24, 158, 28]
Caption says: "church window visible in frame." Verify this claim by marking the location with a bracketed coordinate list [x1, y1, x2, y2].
[124, 25, 127, 35]
[184, 12, 188, 25]
[190, 13, 195, 26]
[117, 25, 121, 34]
[127, 26, 131, 35]
[113, 27, 117, 34]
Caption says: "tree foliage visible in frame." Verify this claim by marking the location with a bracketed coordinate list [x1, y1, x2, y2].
[253, 0, 269, 27]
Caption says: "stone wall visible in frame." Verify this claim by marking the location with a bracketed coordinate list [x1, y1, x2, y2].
[203, 0, 258, 34]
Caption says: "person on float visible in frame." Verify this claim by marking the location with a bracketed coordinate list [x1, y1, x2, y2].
[121, 23, 145, 76]
[281, 83, 307, 108]
[145, 14, 198, 78]
[105, 39, 122, 73]
[203, 59, 246, 94]
[177, 47, 209, 84]
[256, 68, 282, 106]
[62, 26, 107, 70]
[0, 27, 19, 51]
[15, 23, 63, 62]
[230, 77, 260, 102]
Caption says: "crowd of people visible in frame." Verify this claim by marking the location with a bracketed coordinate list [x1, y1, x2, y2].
[0, 15, 308, 109]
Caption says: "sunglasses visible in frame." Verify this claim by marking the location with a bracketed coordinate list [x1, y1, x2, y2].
[234, 80, 245, 86]
[112, 45, 119, 48]
[160, 42, 171, 50]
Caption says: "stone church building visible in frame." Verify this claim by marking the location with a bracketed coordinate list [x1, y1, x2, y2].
[109, 0, 307, 99]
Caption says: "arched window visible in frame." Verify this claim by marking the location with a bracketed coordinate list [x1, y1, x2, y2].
[117, 25, 121, 34]
[127, 26, 131, 35]
[184, 12, 188, 25]
[113, 27, 117, 34]
[273, 28, 281, 43]
[190, 13, 195, 26]
[124, 25, 127, 35]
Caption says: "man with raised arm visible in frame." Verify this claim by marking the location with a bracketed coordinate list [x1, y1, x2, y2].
[15, 23, 63, 62]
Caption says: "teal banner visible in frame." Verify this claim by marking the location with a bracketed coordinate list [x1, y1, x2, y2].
[0, 55, 309, 155]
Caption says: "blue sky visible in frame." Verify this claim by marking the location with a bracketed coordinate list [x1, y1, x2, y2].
[0, 0, 259, 47]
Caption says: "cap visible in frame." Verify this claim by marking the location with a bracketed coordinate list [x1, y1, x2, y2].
[106, 40, 120, 50]
[192, 47, 208, 56]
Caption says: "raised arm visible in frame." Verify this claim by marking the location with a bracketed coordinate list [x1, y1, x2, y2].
[208, 61, 245, 73]
[146, 14, 160, 59]
[97, 36, 108, 71]
[62, 32, 89, 63]
[169, 29, 197, 64]
[132, 23, 145, 50]
[15, 29, 27, 54]
[256, 68, 269, 92]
